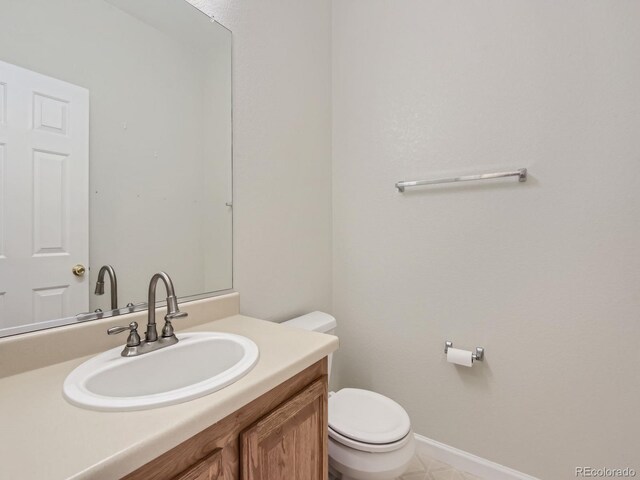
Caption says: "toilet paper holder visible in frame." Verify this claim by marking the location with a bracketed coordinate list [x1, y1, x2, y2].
[445, 341, 484, 362]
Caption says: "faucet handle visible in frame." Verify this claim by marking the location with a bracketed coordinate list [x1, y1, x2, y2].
[162, 311, 187, 338]
[107, 321, 141, 347]
[165, 311, 188, 321]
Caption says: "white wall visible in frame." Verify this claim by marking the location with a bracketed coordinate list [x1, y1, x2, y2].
[208, 0, 333, 320]
[332, 1, 640, 479]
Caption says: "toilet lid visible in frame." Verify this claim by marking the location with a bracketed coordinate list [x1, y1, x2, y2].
[328, 388, 411, 445]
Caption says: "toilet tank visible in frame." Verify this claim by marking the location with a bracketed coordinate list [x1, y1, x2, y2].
[281, 311, 337, 378]
[282, 311, 337, 335]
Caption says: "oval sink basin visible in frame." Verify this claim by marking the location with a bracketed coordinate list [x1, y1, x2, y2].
[63, 332, 259, 411]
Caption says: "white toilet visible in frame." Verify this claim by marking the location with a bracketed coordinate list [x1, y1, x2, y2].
[282, 312, 415, 480]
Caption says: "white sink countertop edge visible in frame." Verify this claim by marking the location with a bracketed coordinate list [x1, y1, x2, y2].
[0, 314, 339, 480]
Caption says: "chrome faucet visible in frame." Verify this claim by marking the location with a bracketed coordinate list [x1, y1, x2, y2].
[107, 271, 187, 357]
[94, 265, 118, 310]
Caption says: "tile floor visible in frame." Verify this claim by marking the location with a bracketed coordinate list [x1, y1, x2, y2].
[399, 451, 480, 480]
[330, 450, 480, 480]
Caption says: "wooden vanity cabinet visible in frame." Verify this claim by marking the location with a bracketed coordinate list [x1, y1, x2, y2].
[241, 378, 327, 480]
[123, 359, 328, 480]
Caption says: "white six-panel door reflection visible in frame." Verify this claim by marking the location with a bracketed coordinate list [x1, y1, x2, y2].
[0, 60, 89, 330]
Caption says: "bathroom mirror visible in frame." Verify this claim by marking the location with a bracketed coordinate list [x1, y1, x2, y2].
[0, 0, 232, 337]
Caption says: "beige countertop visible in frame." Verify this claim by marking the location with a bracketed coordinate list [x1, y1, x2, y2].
[0, 314, 338, 480]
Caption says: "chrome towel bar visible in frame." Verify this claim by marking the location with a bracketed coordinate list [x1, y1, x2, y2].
[395, 168, 527, 192]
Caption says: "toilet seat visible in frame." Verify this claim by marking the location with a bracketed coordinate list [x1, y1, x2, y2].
[328, 388, 412, 453]
[329, 426, 413, 453]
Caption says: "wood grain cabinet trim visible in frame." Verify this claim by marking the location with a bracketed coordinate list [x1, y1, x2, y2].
[240, 378, 328, 480]
[173, 448, 222, 480]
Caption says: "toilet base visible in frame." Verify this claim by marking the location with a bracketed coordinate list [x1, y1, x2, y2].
[328, 432, 415, 480]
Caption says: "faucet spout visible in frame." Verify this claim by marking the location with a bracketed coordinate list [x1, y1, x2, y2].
[146, 271, 185, 343]
[95, 265, 118, 310]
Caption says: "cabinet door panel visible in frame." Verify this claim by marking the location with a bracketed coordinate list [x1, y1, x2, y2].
[240, 378, 328, 480]
[174, 448, 222, 480]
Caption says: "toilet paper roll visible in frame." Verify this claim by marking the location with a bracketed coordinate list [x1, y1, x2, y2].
[447, 347, 474, 367]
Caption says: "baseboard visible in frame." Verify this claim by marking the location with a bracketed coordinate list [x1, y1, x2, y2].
[414, 433, 540, 480]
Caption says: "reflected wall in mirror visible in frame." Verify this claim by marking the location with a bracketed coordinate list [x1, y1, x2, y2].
[0, 0, 232, 337]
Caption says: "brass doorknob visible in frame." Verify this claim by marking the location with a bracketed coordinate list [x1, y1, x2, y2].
[72, 264, 86, 277]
